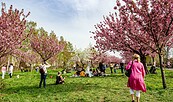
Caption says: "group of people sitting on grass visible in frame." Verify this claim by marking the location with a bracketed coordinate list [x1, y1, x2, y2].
[71, 61, 108, 77]
[72, 68, 102, 77]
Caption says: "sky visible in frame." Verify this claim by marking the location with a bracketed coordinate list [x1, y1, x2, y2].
[1, 0, 121, 57]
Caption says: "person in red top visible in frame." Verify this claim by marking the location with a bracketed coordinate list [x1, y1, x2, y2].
[126, 54, 146, 102]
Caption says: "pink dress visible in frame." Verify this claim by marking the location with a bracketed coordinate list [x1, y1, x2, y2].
[126, 60, 146, 92]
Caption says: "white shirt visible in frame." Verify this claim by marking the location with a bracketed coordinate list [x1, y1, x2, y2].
[9, 65, 13, 73]
[42, 64, 51, 74]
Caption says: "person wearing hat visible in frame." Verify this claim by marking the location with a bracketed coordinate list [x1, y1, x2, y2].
[125, 54, 146, 102]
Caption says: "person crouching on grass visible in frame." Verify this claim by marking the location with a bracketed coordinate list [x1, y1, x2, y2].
[56, 71, 65, 84]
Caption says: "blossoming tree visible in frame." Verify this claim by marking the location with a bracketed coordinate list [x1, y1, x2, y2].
[0, 3, 31, 59]
[93, 0, 173, 89]
[30, 28, 64, 64]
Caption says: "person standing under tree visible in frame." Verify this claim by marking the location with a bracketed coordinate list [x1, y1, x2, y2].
[125, 54, 146, 102]
[8, 63, 13, 78]
[120, 62, 124, 73]
[85, 61, 92, 77]
[109, 63, 114, 74]
[99, 62, 106, 75]
[113, 64, 117, 73]
[1, 64, 6, 79]
[39, 62, 50, 88]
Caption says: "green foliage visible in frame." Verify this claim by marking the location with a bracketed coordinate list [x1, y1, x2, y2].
[56, 36, 75, 68]
[0, 69, 173, 102]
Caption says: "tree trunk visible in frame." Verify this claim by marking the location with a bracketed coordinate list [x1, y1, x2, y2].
[152, 57, 155, 64]
[140, 54, 148, 74]
[158, 52, 167, 89]
[81, 60, 85, 68]
[30, 63, 33, 72]
[63, 62, 66, 69]
[91, 60, 94, 68]
[17, 60, 20, 71]
[43, 60, 47, 64]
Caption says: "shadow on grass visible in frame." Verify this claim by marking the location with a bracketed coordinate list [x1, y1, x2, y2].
[0, 73, 128, 101]
[0, 81, 108, 96]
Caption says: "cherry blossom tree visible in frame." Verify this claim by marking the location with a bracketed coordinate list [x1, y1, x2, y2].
[90, 51, 121, 65]
[120, 51, 133, 64]
[0, 3, 31, 59]
[93, 53, 108, 64]
[12, 49, 40, 71]
[30, 28, 64, 64]
[105, 55, 121, 64]
[92, 8, 151, 73]
[117, 0, 173, 89]
[93, 0, 173, 89]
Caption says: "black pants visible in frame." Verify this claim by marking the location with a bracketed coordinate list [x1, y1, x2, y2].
[39, 74, 47, 88]
[56, 81, 64, 84]
[110, 67, 113, 73]
[120, 66, 124, 73]
[9, 73, 12, 78]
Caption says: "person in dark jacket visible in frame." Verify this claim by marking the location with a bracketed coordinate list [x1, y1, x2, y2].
[120, 62, 124, 73]
[56, 71, 65, 84]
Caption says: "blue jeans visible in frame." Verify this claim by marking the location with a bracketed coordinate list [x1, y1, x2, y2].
[114, 69, 116, 73]
[39, 73, 47, 88]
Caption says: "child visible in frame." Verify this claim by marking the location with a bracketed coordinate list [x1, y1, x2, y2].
[56, 72, 65, 84]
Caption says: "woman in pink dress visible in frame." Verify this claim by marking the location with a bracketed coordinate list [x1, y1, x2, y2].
[126, 54, 146, 102]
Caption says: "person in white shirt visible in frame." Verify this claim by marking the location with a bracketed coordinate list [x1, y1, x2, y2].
[9, 63, 13, 78]
[85, 61, 92, 77]
[1, 64, 7, 79]
[39, 62, 50, 88]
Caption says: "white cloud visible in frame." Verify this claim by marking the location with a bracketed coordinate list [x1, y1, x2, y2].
[74, 0, 98, 11]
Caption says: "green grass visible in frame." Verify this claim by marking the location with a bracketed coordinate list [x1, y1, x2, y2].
[0, 68, 173, 102]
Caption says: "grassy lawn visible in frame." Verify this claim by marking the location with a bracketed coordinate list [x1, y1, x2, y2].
[0, 68, 173, 102]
